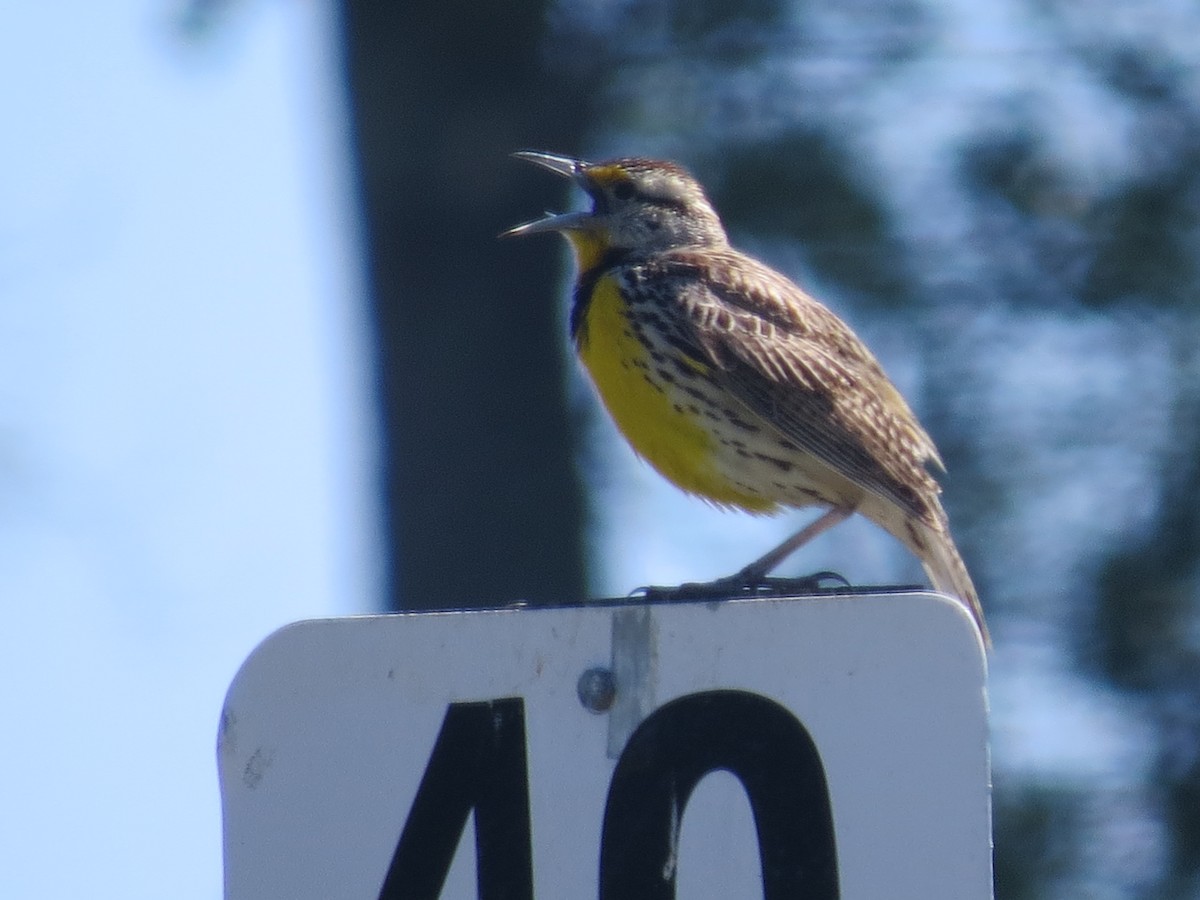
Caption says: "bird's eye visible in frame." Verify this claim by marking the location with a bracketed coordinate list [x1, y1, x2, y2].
[612, 180, 636, 200]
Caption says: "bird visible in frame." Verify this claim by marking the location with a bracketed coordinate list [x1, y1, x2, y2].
[503, 150, 988, 645]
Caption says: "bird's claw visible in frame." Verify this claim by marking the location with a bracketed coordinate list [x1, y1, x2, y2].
[631, 570, 850, 602]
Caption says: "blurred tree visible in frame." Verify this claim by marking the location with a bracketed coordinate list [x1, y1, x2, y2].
[992, 785, 1083, 899]
[549, 0, 1200, 896]
[1078, 36, 1200, 900]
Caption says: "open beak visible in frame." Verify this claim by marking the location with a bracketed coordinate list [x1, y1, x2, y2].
[501, 150, 594, 238]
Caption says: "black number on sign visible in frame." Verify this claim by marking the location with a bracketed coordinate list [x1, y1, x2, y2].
[377, 698, 533, 900]
[600, 690, 839, 899]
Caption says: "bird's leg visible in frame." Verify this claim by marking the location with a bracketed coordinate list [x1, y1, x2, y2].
[733, 506, 854, 583]
[635, 506, 856, 601]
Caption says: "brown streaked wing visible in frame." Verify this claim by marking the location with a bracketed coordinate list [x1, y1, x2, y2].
[636, 248, 944, 525]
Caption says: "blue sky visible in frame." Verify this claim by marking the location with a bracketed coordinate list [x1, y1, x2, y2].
[0, 3, 377, 896]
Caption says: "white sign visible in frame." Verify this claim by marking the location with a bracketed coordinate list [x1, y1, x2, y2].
[219, 591, 991, 899]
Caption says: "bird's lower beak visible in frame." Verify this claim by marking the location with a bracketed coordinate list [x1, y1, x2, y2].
[501, 209, 592, 238]
[501, 150, 594, 238]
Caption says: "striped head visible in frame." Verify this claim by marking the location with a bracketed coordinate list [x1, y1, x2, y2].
[503, 151, 729, 270]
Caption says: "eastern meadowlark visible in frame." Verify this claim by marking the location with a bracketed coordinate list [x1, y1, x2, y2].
[504, 150, 988, 644]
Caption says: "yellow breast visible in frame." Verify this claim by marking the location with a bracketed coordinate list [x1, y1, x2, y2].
[576, 274, 776, 512]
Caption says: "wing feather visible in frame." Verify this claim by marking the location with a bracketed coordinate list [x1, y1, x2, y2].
[628, 248, 944, 524]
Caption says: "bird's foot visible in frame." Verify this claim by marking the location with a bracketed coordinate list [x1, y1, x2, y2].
[633, 570, 850, 603]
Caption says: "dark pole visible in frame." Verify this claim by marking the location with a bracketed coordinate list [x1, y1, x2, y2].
[336, 0, 594, 609]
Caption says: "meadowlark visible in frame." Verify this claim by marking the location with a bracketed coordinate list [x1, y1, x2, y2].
[504, 150, 988, 644]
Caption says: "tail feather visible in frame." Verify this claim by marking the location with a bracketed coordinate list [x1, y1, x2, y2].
[914, 520, 989, 648]
[869, 500, 990, 647]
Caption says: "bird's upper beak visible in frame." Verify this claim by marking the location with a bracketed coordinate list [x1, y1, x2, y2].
[501, 150, 595, 238]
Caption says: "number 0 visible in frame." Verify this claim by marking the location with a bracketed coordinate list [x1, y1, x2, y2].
[600, 690, 839, 899]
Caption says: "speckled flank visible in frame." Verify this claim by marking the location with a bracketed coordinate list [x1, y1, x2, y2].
[576, 274, 779, 511]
